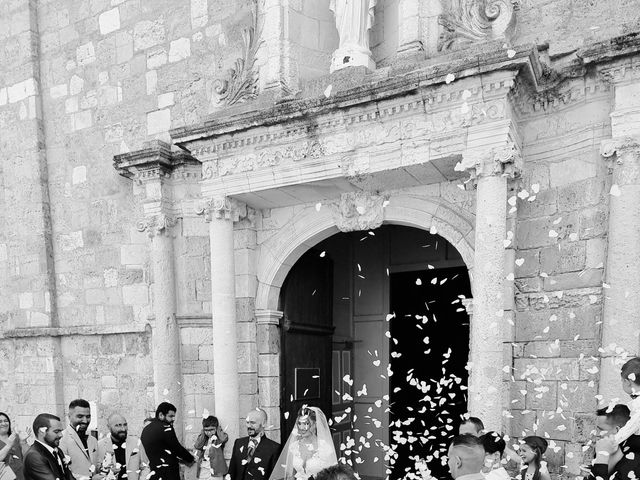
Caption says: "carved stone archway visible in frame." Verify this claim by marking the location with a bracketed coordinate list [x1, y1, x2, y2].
[253, 191, 476, 441]
[255, 193, 476, 312]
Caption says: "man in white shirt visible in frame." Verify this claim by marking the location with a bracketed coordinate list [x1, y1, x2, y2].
[447, 434, 487, 480]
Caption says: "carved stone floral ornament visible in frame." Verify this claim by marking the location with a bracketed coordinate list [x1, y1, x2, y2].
[456, 142, 522, 183]
[329, 191, 389, 232]
[137, 214, 177, 237]
[438, 0, 520, 52]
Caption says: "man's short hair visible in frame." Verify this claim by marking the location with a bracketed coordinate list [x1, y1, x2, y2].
[315, 464, 358, 480]
[480, 431, 506, 455]
[156, 402, 177, 418]
[597, 404, 631, 428]
[451, 433, 485, 449]
[461, 416, 484, 433]
[69, 399, 90, 410]
[33, 413, 60, 434]
[621, 358, 640, 385]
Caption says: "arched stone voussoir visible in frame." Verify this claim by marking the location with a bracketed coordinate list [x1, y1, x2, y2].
[255, 194, 476, 311]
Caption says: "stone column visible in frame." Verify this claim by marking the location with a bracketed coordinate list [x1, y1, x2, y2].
[397, 0, 423, 56]
[256, 310, 283, 440]
[462, 143, 521, 431]
[138, 214, 184, 436]
[202, 197, 240, 441]
[599, 137, 640, 401]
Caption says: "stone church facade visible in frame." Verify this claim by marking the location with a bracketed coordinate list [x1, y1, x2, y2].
[2, 0, 640, 478]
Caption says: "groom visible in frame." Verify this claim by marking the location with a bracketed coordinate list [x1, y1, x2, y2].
[24, 413, 74, 480]
[228, 409, 280, 480]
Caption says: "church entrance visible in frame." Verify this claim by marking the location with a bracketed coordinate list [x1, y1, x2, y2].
[279, 225, 472, 480]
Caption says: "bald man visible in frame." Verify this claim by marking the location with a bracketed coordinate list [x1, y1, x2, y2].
[228, 409, 280, 480]
[447, 434, 486, 480]
[93, 414, 146, 480]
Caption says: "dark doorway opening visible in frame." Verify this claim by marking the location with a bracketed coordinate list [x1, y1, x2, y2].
[389, 267, 472, 480]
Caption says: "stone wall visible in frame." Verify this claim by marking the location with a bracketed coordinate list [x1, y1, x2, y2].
[508, 80, 612, 476]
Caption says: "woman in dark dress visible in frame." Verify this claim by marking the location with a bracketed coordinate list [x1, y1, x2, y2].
[0, 412, 24, 480]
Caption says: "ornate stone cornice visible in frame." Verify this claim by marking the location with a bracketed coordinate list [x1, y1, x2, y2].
[601, 137, 640, 161]
[196, 197, 252, 223]
[457, 141, 522, 182]
[136, 214, 178, 237]
[113, 140, 201, 184]
[329, 191, 388, 233]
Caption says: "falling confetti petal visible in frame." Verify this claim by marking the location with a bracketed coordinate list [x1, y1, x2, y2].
[445, 73, 455, 84]
[610, 184, 621, 196]
[323, 85, 333, 98]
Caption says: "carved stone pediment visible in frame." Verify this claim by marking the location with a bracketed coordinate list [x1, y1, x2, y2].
[329, 191, 388, 232]
[438, 0, 520, 52]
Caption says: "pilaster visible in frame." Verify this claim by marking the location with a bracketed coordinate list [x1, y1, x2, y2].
[114, 140, 201, 435]
[460, 136, 522, 431]
[397, 0, 423, 56]
[256, 309, 283, 440]
[198, 196, 243, 443]
[598, 136, 640, 404]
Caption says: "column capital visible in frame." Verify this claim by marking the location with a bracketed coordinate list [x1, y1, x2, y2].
[137, 214, 178, 237]
[196, 196, 250, 222]
[601, 137, 640, 163]
[457, 142, 523, 184]
[256, 309, 284, 325]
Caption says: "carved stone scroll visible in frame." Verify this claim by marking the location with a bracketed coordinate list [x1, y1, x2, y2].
[438, 0, 520, 52]
[136, 214, 177, 237]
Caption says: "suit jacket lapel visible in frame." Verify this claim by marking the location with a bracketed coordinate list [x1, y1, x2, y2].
[35, 442, 64, 478]
[67, 426, 90, 460]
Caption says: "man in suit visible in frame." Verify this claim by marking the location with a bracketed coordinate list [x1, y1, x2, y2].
[587, 404, 640, 480]
[24, 413, 74, 480]
[94, 413, 148, 480]
[140, 402, 194, 480]
[60, 399, 99, 480]
[228, 409, 280, 480]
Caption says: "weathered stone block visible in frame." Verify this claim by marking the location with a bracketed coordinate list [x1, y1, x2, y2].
[258, 354, 279, 378]
[579, 206, 608, 239]
[183, 360, 208, 374]
[539, 242, 586, 275]
[101, 335, 124, 355]
[558, 178, 606, 212]
[257, 324, 279, 354]
[237, 342, 257, 373]
[515, 305, 600, 341]
[514, 358, 579, 381]
[122, 284, 149, 305]
[524, 380, 557, 410]
[134, 19, 165, 51]
[239, 373, 258, 394]
[558, 381, 597, 413]
[509, 409, 537, 438]
[198, 344, 213, 360]
[537, 411, 574, 441]
[542, 268, 603, 291]
[99, 8, 120, 35]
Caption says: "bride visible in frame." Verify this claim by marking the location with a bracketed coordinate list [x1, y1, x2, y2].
[269, 406, 338, 480]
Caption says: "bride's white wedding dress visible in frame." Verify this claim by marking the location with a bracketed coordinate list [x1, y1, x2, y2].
[269, 407, 338, 480]
[289, 439, 335, 480]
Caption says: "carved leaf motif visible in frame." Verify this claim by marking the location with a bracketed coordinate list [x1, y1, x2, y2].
[215, 0, 262, 106]
[438, 0, 519, 52]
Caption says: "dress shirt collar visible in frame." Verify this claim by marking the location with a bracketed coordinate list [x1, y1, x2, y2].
[36, 439, 58, 457]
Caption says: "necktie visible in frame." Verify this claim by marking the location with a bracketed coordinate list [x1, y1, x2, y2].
[53, 449, 65, 473]
[247, 439, 257, 462]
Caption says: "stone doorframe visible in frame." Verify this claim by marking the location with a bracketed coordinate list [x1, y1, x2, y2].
[253, 192, 477, 439]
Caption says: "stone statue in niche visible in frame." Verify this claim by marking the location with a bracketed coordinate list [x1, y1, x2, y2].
[329, 0, 377, 72]
[438, 0, 520, 52]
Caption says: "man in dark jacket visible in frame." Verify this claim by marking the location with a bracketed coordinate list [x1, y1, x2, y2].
[140, 402, 194, 480]
[24, 414, 74, 480]
[228, 409, 279, 480]
[588, 404, 640, 480]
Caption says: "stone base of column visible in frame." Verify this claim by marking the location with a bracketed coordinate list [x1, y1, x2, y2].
[331, 46, 375, 72]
